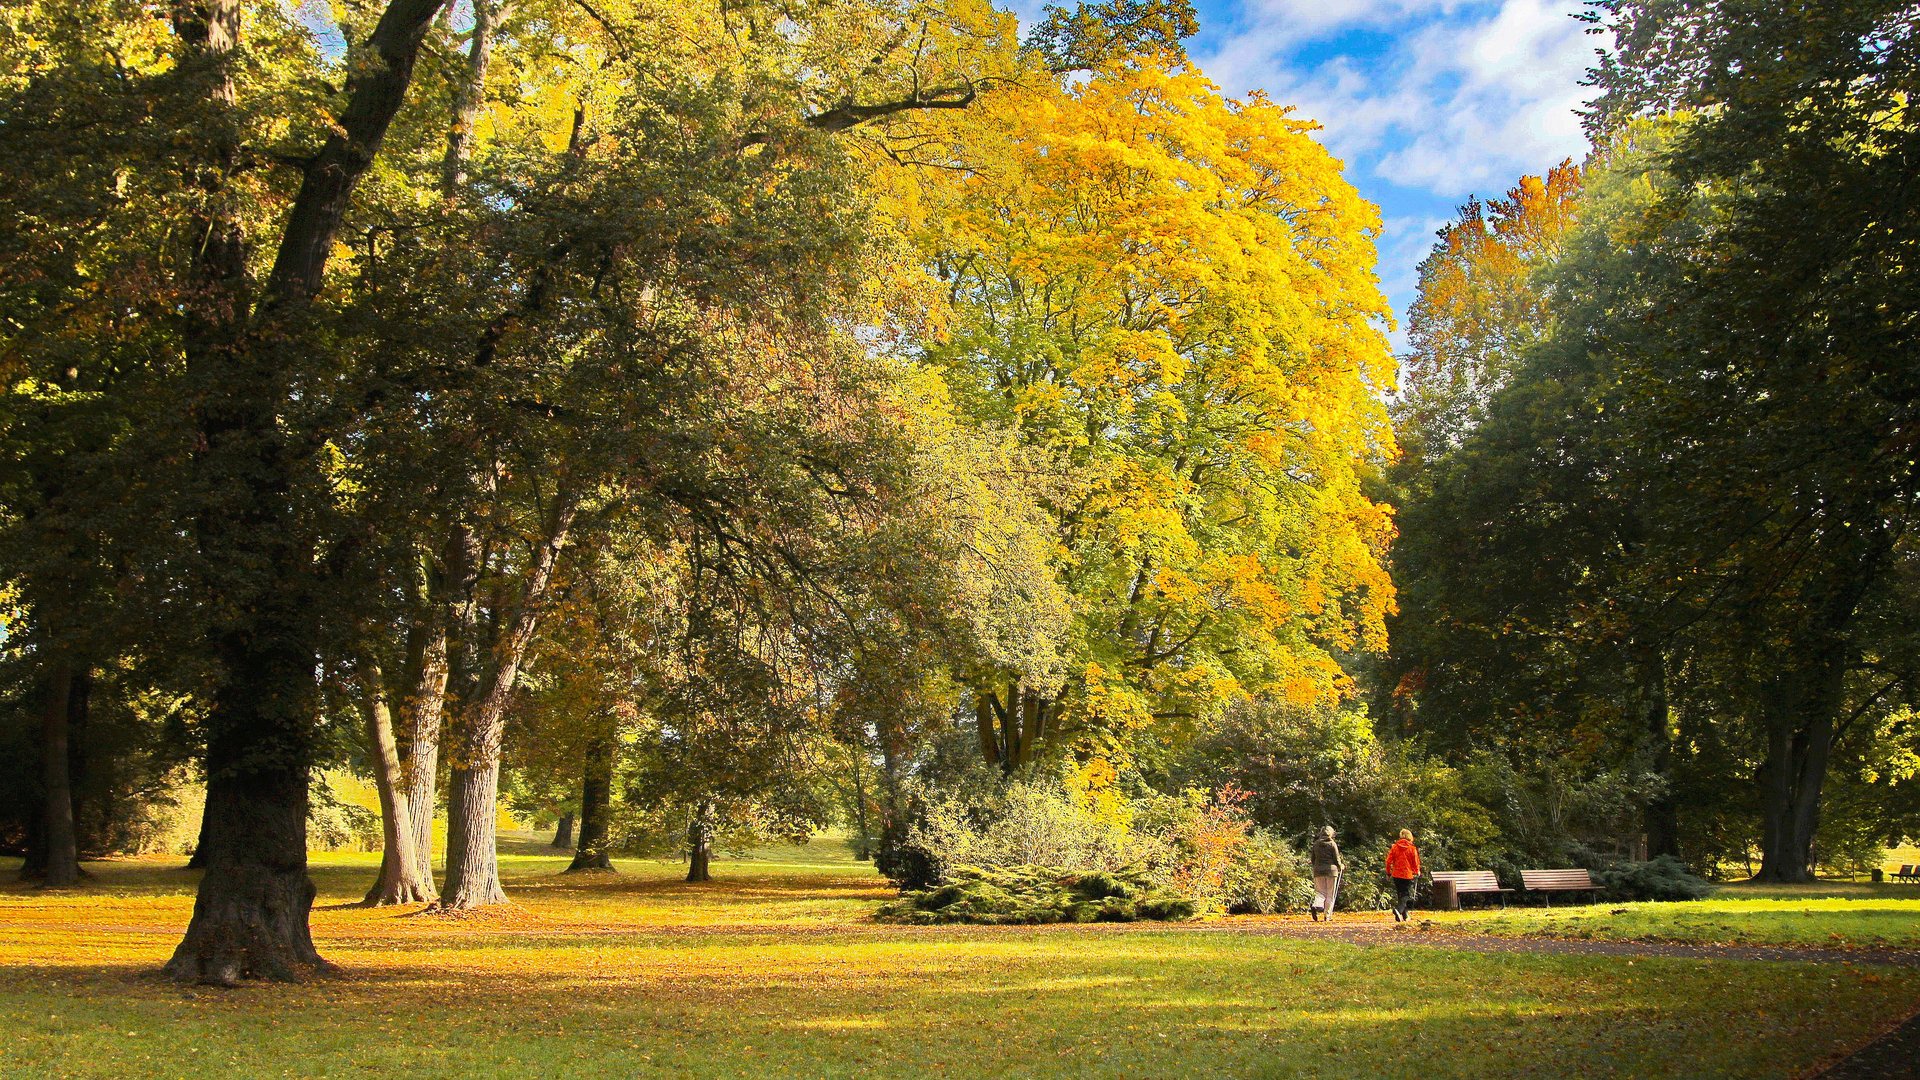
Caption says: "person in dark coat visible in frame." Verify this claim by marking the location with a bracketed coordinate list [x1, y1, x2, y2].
[1310, 826, 1343, 921]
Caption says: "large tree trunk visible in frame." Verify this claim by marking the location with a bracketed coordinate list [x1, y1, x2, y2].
[441, 756, 507, 907]
[974, 695, 1000, 766]
[686, 808, 713, 883]
[36, 661, 84, 888]
[356, 657, 436, 906]
[1756, 701, 1839, 883]
[1756, 718, 1813, 883]
[566, 733, 614, 872]
[550, 812, 574, 849]
[163, 626, 327, 985]
[1638, 652, 1680, 860]
[166, 0, 451, 985]
[400, 520, 481, 884]
[1751, 546, 1879, 883]
[1017, 690, 1044, 768]
[437, 492, 578, 910]
[849, 747, 871, 861]
[442, 0, 500, 192]
[409, 0, 501, 875]
[983, 682, 1048, 772]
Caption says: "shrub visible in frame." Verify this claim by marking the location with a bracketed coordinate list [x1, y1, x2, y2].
[880, 774, 1145, 891]
[876, 864, 1198, 925]
[1220, 828, 1312, 914]
[1591, 855, 1714, 901]
[1332, 838, 1394, 912]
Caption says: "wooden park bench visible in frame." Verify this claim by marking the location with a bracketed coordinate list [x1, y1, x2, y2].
[1521, 868, 1603, 906]
[1430, 870, 1511, 909]
[1894, 864, 1917, 883]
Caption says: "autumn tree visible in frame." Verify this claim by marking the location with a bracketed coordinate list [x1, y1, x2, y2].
[1399, 162, 1581, 454]
[904, 56, 1398, 772]
[1389, 0, 1920, 880]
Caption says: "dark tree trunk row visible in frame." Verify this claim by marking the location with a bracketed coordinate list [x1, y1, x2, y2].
[1755, 660, 1844, 883]
[566, 733, 614, 873]
[1750, 527, 1890, 884]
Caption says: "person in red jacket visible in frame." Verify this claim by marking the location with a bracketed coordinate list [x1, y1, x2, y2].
[1385, 829, 1421, 922]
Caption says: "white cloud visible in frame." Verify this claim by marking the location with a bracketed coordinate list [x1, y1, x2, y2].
[1195, 0, 1594, 197]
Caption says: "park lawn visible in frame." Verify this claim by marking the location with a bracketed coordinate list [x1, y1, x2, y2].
[1434, 881, 1920, 949]
[0, 844, 1915, 1079]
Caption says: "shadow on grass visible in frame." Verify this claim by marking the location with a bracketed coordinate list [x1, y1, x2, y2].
[0, 925, 1909, 1079]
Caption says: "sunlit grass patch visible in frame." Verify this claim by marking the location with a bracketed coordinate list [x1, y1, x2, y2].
[1438, 894, 1920, 949]
[2, 845, 1917, 1078]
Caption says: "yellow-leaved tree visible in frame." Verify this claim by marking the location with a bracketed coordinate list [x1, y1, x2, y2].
[893, 54, 1399, 770]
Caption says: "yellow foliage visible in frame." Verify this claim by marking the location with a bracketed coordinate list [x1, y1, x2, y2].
[889, 54, 1398, 748]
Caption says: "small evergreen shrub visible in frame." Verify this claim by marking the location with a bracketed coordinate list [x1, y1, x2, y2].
[1592, 855, 1714, 901]
[876, 864, 1199, 925]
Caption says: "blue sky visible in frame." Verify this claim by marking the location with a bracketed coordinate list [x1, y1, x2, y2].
[1183, 0, 1599, 348]
[1018, 0, 1600, 350]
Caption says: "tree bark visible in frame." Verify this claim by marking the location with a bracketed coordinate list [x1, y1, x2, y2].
[566, 733, 614, 872]
[163, 645, 327, 984]
[167, 0, 450, 985]
[438, 491, 579, 909]
[849, 747, 871, 861]
[998, 682, 1020, 773]
[399, 0, 505, 881]
[37, 661, 84, 888]
[686, 808, 713, 883]
[356, 657, 436, 906]
[441, 0, 501, 192]
[1017, 690, 1043, 768]
[1638, 652, 1680, 860]
[402, 521, 481, 884]
[974, 694, 1000, 766]
[265, 0, 453, 302]
[1751, 538, 1882, 883]
[440, 755, 507, 907]
[550, 812, 574, 849]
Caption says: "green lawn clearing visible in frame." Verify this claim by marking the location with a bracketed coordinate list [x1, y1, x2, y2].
[1, 840, 1915, 1078]
[1433, 880, 1920, 949]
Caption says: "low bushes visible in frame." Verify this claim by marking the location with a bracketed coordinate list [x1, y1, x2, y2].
[876, 864, 1200, 925]
[1592, 855, 1715, 901]
[877, 773, 1322, 920]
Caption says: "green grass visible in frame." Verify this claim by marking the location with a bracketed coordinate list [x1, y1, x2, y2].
[1, 841, 1916, 1078]
[1440, 897, 1920, 949]
[1432, 879, 1920, 949]
[1724, 878, 1920, 901]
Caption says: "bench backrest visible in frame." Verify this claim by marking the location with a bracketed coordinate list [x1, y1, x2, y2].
[1900, 865, 1914, 876]
[1431, 870, 1501, 893]
[1521, 868, 1596, 891]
